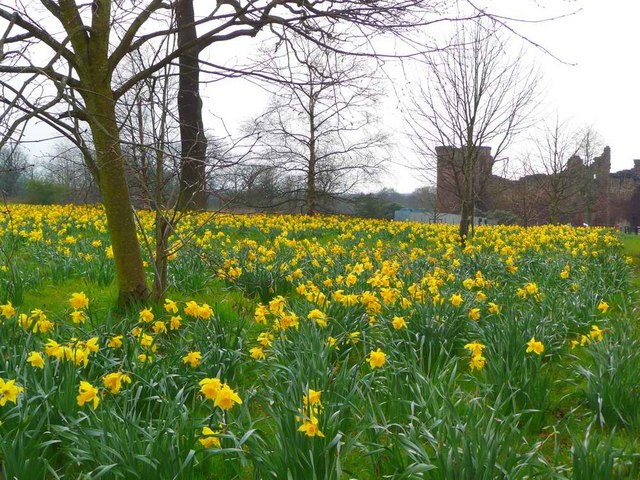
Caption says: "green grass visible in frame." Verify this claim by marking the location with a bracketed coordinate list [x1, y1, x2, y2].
[621, 234, 640, 290]
[22, 281, 119, 316]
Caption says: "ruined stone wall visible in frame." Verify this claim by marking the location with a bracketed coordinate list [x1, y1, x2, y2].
[592, 147, 611, 226]
[435, 145, 495, 215]
[435, 145, 640, 226]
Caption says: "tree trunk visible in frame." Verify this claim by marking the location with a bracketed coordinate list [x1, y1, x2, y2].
[549, 188, 559, 224]
[459, 147, 474, 246]
[152, 83, 170, 304]
[176, 0, 208, 211]
[306, 164, 316, 215]
[306, 97, 317, 215]
[60, 0, 149, 308]
[459, 198, 472, 247]
[152, 214, 170, 303]
[86, 92, 149, 307]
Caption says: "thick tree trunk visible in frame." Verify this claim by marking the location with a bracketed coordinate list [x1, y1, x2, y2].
[59, 0, 149, 308]
[86, 92, 149, 307]
[176, 0, 208, 211]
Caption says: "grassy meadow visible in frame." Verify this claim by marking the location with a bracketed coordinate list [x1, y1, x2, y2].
[0, 204, 639, 479]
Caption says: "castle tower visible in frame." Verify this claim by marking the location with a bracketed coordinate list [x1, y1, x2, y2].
[592, 146, 611, 226]
[435, 146, 459, 214]
[435, 145, 493, 214]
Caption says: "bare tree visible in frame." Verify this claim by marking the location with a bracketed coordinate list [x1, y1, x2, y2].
[406, 18, 540, 243]
[248, 35, 388, 214]
[576, 125, 604, 225]
[524, 117, 601, 224]
[42, 145, 98, 203]
[0, 146, 29, 198]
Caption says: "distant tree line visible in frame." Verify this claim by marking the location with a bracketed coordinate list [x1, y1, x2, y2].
[0, 144, 440, 222]
[0, 146, 95, 204]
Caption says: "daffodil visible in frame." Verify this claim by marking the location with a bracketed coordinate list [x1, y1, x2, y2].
[70, 310, 87, 324]
[0, 302, 16, 320]
[307, 309, 328, 328]
[139, 308, 154, 323]
[197, 304, 214, 320]
[392, 316, 407, 330]
[450, 293, 463, 307]
[526, 336, 544, 355]
[170, 316, 182, 330]
[257, 331, 273, 347]
[103, 372, 132, 394]
[590, 325, 604, 341]
[199, 427, 221, 448]
[44, 339, 64, 359]
[0, 378, 24, 406]
[85, 337, 99, 353]
[462, 278, 475, 290]
[69, 292, 89, 310]
[254, 304, 269, 324]
[137, 353, 153, 363]
[164, 298, 178, 314]
[469, 354, 486, 371]
[367, 348, 386, 369]
[214, 384, 243, 410]
[199, 377, 222, 401]
[298, 414, 325, 438]
[76, 381, 100, 409]
[184, 300, 200, 317]
[250, 346, 266, 360]
[152, 321, 167, 335]
[27, 351, 45, 369]
[303, 389, 322, 406]
[182, 351, 202, 368]
[464, 341, 486, 357]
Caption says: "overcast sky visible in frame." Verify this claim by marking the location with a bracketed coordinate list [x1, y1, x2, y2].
[509, 0, 640, 170]
[15, 1, 639, 194]
[203, 1, 640, 193]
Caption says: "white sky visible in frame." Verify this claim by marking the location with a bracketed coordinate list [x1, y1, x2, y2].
[202, 1, 640, 193]
[505, 0, 640, 170]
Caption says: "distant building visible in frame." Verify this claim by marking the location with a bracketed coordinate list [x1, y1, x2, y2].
[394, 207, 489, 226]
[435, 146, 640, 227]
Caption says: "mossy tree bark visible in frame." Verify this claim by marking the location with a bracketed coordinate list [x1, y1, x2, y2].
[59, 0, 149, 307]
[86, 94, 149, 306]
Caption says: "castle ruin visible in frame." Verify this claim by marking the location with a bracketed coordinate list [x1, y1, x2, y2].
[436, 146, 640, 227]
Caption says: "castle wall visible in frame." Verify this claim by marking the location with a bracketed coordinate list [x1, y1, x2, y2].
[435, 145, 640, 227]
[436, 145, 497, 215]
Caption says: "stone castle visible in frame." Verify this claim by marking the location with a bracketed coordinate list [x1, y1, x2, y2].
[436, 146, 640, 227]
